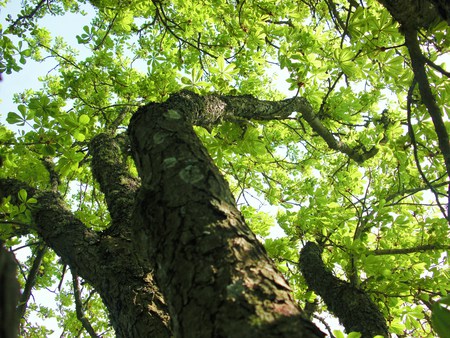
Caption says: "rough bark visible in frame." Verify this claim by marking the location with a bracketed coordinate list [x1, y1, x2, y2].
[376, 0, 443, 30]
[159, 90, 378, 163]
[299, 242, 388, 338]
[0, 242, 20, 338]
[128, 92, 325, 337]
[0, 182, 170, 336]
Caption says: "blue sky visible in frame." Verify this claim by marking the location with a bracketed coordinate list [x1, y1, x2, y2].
[0, 1, 94, 128]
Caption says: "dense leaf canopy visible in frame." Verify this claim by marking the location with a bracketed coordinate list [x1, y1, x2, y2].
[0, 0, 449, 337]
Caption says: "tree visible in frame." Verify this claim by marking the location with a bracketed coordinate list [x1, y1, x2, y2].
[0, 0, 449, 337]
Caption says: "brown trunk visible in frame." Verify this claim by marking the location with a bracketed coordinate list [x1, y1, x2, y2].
[128, 92, 324, 337]
[1, 91, 332, 337]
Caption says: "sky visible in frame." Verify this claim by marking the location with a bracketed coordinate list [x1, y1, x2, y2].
[0, 1, 94, 128]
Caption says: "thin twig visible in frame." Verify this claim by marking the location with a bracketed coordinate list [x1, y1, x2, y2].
[72, 271, 99, 338]
[16, 245, 48, 320]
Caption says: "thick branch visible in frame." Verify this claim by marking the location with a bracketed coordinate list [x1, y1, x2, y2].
[162, 90, 378, 163]
[376, 1, 450, 178]
[89, 133, 139, 232]
[376, 0, 442, 30]
[403, 28, 450, 179]
[0, 178, 171, 338]
[299, 242, 388, 338]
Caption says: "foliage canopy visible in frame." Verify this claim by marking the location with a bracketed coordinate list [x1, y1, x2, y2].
[0, 0, 449, 337]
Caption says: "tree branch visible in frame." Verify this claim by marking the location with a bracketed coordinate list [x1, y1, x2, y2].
[0, 178, 171, 337]
[403, 28, 450, 180]
[7, 0, 47, 31]
[72, 271, 99, 338]
[371, 244, 450, 255]
[163, 90, 379, 163]
[407, 80, 449, 220]
[89, 133, 139, 233]
[299, 241, 388, 338]
[16, 245, 48, 321]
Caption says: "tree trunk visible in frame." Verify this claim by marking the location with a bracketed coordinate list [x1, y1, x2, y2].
[1, 91, 330, 337]
[128, 91, 324, 337]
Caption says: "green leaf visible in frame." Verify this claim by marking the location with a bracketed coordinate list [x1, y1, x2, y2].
[333, 330, 345, 338]
[73, 131, 85, 142]
[79, 114, 90, 125]
[6, 112, 24, 125]
[347, 333, 362, 338]
[18, 189, 27, 203]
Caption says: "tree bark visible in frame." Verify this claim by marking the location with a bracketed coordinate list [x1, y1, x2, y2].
[0, 242, 20, 338]
[299, 242, 388, 338]
[0, 181, 171, 337]
[128, 91, 325, 337]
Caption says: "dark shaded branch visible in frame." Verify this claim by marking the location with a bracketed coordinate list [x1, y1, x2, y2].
[403, 28, 450, 180]
[0, 242, 20, 338]
[16, 245, 48, 321]
[377, 1, 450, 179]
[429, 0, 450, 24]
[424, 57, 450, 78]
[0, 178, 171, 338]
[299, 242, 388, 338]
[371, 244, 450, 255]
[407, 80, 449, 220]
[72, 272, 99, 338]
[376, 0, 442, 30]
[163, 90, 379, 163]
[89, 133, 140, 233]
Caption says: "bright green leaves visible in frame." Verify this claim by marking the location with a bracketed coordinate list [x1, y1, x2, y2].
[333, 331, 366, 338]
[0, 188, 37, 239]
[79, 114, 90, 125]
[76, 25, 94, 44]
[72, 114, 90, 141]
[7, 104, 29, 126]
[209, 56, 239, 92]
[240, 205, 274, 237]
[0, 33, 32, 74]
[333, 47, 361, 78]
[181, 65, 212, 93]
